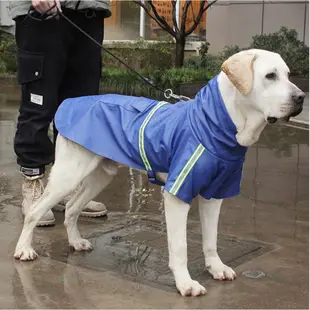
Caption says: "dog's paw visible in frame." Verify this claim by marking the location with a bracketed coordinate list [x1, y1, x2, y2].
[176, 279, 207, 297]
[14, 247, 38, 261]
[206, 258, 236, 280]
[70, 239, 93, 251]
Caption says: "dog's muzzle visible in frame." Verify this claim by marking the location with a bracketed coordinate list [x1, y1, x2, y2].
[267, 91, 305, 124]
[290, 91, 305, 117]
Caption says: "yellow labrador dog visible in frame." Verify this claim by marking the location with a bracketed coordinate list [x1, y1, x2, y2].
[14, 49, 304, 297]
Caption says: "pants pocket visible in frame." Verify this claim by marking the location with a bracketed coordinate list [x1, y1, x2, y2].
[17, 49, 44, 84]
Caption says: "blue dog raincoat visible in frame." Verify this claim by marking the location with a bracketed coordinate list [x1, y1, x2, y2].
[55, 75, 247, 204]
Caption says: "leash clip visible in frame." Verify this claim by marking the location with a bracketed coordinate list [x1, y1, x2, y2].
[164, 89, 191, 102]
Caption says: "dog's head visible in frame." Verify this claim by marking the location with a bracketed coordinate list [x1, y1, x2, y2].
[222, 49, 305, 124]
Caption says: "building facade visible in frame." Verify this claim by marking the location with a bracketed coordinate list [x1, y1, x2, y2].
[0, 0, 308, 53]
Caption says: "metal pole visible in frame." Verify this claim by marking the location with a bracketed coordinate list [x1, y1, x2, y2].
[303, 1, 307, 43]
[176, 0, 180, 28]
[139, 0, 145, 38]
[261, 0, 265, 35]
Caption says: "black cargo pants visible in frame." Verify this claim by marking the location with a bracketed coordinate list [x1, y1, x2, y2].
[14, 9, 104, 177]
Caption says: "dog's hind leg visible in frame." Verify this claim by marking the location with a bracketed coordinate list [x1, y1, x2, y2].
[14, 136, 102, 261]
[64, 160, 117, 251]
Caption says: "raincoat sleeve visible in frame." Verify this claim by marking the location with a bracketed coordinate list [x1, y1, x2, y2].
[164, 143, 213, 204]
[200, 163, 244, 200]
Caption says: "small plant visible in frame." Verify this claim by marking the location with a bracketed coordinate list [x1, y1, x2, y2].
[101, 67, 214, 99]
[184, 42, 242, 74]
[102, 39, 175, 70]
[184, 54, 221, 74]
[218, 45, 243, 61]
[199, 41, 211, 57]
[184, 27, 309, 79]
[153, 67, 213, 88]
[0, 31, 17, 73]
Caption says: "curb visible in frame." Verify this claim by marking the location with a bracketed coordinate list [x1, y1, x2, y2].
[286, 119, 309, 130]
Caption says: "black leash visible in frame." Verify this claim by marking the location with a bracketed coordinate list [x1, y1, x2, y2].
[27, 3, 190, 101]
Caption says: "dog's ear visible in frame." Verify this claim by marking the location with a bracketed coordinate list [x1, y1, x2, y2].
[221, 51, 257, 95]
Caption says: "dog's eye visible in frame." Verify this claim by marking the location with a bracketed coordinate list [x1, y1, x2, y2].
[265, 72, 276, 80]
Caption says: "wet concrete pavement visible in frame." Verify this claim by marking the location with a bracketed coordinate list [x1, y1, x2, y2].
[0, 80, 308, 309]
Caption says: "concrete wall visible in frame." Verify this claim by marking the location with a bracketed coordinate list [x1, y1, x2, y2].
[0, 1, 14, 34]
[206, 0, 309, 53]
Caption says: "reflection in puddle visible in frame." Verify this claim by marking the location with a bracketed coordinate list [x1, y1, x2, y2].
[126, 167, 164, 219]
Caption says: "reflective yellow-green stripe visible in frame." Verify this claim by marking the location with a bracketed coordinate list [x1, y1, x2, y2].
[139, 101, 169, 171]
[169, 144, 205, 195]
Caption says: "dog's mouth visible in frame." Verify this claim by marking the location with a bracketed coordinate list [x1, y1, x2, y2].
[267, 103, 303, 125]
[267, 117, 278, 124]
[289, 106, 303, 118]
[267, 107, 303, 124]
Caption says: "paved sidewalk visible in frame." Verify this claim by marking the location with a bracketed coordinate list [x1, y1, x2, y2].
[0, 80, 308, 309]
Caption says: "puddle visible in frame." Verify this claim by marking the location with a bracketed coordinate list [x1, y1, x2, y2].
[35, 216, 273, 291]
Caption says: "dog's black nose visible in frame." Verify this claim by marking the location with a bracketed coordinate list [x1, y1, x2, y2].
[292, 92, 305, 105]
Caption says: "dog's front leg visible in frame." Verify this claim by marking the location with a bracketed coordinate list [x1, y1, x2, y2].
[198, 196, 236, 280]
[164, 191, 207, 296]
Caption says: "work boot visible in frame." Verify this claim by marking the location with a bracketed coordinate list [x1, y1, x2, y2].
[21, 174, 55, 227]
[53, 188, 108, 218]
[44, 165, 108, 218]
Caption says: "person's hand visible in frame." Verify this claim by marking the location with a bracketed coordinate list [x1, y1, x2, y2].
[32, 0, 61, 14]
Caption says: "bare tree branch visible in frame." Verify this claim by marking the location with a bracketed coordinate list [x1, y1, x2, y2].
[133, 0, 176, 37]
[201, 0, 218, 14]
[134, 0, 217, 67]
[185, 0, 218, 36]
[180, 0, 191, 34]
[171, 0, 179, 33]
[184, 0, 205, 36]
[148, 0, 176, 37]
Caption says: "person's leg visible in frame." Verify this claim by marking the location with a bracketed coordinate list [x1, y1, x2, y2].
[58, 9, 104, 102]
[53, 9, 104, 139]
[14, 14, 70, 226]
[54, 9, 107, 217]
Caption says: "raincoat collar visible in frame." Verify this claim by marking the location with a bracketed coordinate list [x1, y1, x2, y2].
[188, 75, 247, 161]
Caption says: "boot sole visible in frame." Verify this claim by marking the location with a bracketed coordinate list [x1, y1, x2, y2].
[53, 205, 108, 218]
[79, 210, 108, 218]
[36, 219, 56, 227]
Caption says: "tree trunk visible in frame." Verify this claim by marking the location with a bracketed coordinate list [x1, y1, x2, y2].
[175, 38, 186, 68]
